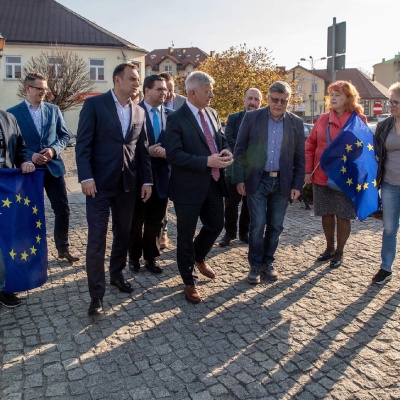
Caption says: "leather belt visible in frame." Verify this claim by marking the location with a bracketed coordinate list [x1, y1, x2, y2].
[263, 171, 279, 178]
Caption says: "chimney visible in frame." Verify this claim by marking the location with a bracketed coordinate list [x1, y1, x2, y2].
[372, 74, 375, 81]
[169, 47, 173, 53]
[210, 51, 215, 57]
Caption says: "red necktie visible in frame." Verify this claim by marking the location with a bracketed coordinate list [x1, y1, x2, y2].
[198, 111, 220, 181]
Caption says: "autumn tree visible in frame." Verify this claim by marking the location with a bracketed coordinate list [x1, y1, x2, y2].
[17, 47, 96, 112]
[175, 45, 296, 120]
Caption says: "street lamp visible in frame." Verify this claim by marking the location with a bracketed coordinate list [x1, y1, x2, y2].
[0, 33, 5, 58]
[300, 55, 326, 123]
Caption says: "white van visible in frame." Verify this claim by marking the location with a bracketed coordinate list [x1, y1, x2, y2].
[377, 113, 390, 122]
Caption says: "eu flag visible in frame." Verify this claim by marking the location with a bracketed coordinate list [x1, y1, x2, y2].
[320, 111, 380, 221]
[0, 169, 48, 292]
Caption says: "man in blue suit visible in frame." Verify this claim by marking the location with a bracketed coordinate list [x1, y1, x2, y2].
[7, 72, 79, 264]
[128, 75, 173, 274]
[76, 63, 152, 316]
[232, 81, 305, 284]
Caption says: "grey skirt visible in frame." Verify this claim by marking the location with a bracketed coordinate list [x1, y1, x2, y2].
[313, 184, 357, 220]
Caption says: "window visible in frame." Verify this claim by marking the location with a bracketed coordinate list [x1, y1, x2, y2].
[89, 59, 105, 81]
[311, 83, 318, 93]
[363, 100, 370, 116]
[146, 67, 152, 77]
[48, 57, 63, 78]
[164, 65, 172, 74]
[5, 56, 22, 79]
[187, 67, 193, 73]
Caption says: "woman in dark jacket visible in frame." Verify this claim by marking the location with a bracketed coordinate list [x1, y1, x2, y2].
[372, 82, 400, 285]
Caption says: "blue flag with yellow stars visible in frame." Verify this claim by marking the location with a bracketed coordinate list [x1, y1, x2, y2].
[320, 111, 380, 221]
[0, 169, 47, 292]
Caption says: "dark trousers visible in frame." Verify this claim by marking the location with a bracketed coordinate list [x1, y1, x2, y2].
[85, 182, 136, 299]
[224, 177, 249, 237]
[129, 187, 168, 262]
[174, 180, 224, 286]
[43, 171, 70, 252]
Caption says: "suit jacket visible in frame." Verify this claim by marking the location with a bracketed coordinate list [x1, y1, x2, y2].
[139, 101, 173, 198]
[224, 110, 246, 177]
[225, 110, 246, 151]
[7, 101, 70, 177]
[232, 106, 305, 198]
[165, 102, 229, 204]
[172, 94, 186, 110]
[75, 90, 152, 194]
[0, 110, 30, 168]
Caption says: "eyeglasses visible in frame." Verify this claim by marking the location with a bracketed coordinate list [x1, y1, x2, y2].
[269, 95, 289, 105]
[389, 99, 399, 107]
[29, 85, 48, 93]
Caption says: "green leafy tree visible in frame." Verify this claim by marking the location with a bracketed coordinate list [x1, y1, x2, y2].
[17, 47, 96, 112]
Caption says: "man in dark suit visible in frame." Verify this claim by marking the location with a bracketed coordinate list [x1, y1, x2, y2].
[165, 71, 233, 304]
[7, 72, 79, 264]
[232, 81, 305, 284]
[75, 63, 152, 316]
[158, 72, 186, 249]
[0, 110, 35, 308]
[128, 75, 173, 274]
[219, 88, 263, 247]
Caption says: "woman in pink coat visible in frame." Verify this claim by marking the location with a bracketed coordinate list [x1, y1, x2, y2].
[305, 81, 367, 268]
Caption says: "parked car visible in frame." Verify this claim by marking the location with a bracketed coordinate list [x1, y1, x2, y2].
[377, 113, 390, 123]
[303, 123, 313, 138]
[368, 123, 377, 134]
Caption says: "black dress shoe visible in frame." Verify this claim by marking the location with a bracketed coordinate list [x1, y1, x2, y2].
[88, 298, 103, 316]
[329, 258, 343, 268]
[219, 233, 235, 247]
[317, 249, 335, 262]
[144, 259, 163, 274]
[129, 260, 141, 273]
[110, 275, 133, 293]
[58, 251, 80, 263]
[239, 233, 249, 244]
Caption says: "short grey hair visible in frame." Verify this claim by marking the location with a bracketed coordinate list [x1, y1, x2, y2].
[185, 71, 215, 92]
[389, 82, 400, 97]
[269, 81, 292, 97]
[246, 88, 262, 98]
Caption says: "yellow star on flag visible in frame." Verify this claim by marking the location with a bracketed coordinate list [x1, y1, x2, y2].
[363, 182, 369, 190]
[356, 184, 362, 191]
[346, 178, 353, 186]
[32, 205, 38, 214]
[341, 166, 347, 174]
[355, 140, 363, 147]
[9, 249, 16, 259]
[16, 194, 22, 203]
[345, 144, 353, 152]
[2, 198, 12, 208]
[36, 235, 41, 243]
[21, 251, 29, 261]
[342, 155, 347, 162]
[36, 220, 42, 229]
[30, 246, 37, 255]
[367, 143, 374, 151]
[24, 197, 31, 206]
[372, 179, 377, 187]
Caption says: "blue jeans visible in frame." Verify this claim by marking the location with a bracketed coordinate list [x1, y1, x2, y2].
[247, 175, 289, 267]
[381, 181, 400, 272]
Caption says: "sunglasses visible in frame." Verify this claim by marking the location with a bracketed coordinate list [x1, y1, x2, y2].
[389, 99, 399, 107]
[269, 95, 289, 105]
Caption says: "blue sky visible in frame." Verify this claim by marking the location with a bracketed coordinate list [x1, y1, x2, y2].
[58, 0, 399, 74]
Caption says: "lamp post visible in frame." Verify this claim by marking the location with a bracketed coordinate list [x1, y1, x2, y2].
[0, 33, 5, 58]
[300, 55, 326, 123]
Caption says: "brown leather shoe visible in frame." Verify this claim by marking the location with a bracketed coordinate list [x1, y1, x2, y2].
[58, 251, 80, 263]
[183, 285, 202, 304]
[195, 261, 216, 279]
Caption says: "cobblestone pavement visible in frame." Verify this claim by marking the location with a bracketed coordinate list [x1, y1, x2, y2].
[1, 148, 399, 399]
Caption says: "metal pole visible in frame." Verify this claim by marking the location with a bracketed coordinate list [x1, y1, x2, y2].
[331, 17, 336, 83]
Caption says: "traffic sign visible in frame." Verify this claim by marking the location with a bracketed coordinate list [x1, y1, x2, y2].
[373, 103, 383, 115]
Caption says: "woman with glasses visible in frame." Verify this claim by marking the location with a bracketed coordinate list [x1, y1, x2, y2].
[371, 82, 400, 285]
[305, 81, 367, 268]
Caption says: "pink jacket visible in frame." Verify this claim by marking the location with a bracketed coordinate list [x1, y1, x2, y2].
[305, 110, 367, 185]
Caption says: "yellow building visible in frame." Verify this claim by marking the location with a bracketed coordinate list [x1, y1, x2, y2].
[0, 0, 147, 134]
[373, 53, 400, 90]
